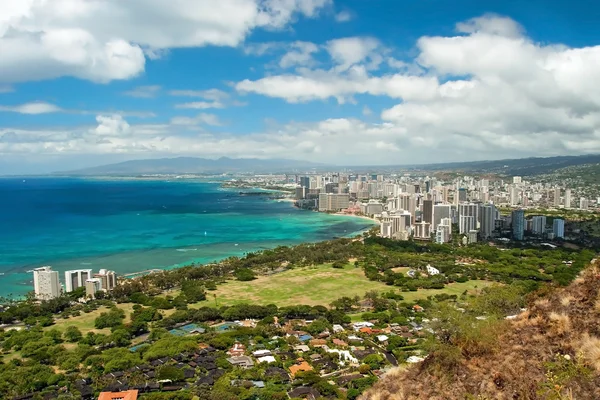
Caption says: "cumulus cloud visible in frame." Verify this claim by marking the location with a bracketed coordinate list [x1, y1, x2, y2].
[279, 41, 320, 68]
[326, 37, 383, 70]
[235, 15, 600, 159]
[0, 0, 331, 84]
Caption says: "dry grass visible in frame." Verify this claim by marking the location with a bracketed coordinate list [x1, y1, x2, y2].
[548, 312, 571, 336]
[361, 258, 600, 400]
[579, 334, 600, 372]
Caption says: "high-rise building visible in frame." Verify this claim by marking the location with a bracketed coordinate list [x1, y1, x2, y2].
[381, 211, 412, 239]
[580, 197, 589, 210]
[511, 209, 525, 241]
[459, 215, 476, 235]
[422, 200, 433, 224]
[436, 219, 452, 244]
[94, 269, 117, 291]
[299, 176, 310, 189]
[553, 219, 565, 239]
[480, 204, 496, 239]
[554, 188, 561, 207]
[85, 278, 103, 298]
[510, 187, 519, 206]
[513, 176, 522, 184]
[458, 188, 468, 202]
[458, 203, 480, 234]
[65, 269, 92, 293]
[318, 193, 350, 211]
[33, 267, 62, 300]
[414, 222, 431, 240]
[531, 215, 547, 236]
[433, 204, 451, 231]
[564, 189, 572, 208]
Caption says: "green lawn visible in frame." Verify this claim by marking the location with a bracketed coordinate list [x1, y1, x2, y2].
[192, 264, 392, 308]
[190, 264, 496, 308]
[47, 303, 136, 335]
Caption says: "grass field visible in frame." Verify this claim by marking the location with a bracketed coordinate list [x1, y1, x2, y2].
[190, 264, 496, 308]
[48, 303, 136, 335]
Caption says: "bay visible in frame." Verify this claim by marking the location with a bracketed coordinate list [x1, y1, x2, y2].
[0, 177, 374, 297]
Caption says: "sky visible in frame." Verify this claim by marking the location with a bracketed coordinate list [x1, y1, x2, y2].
[2, 0, 600, 174]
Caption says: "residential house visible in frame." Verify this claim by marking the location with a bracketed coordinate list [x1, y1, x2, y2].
[288, 360, 313, 378]
[309, 339, 327, 348]
[332, 338, 348, 347]
[332, 324, 345, 333]
[98, 390, 138, 400]
[287, 387, 320, 400]
[227, 356, 254, 369]
[227, 343, 246, 357]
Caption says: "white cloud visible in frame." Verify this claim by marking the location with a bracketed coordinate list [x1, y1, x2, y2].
[170, 113, 222, 126]
[0, 0, 331, 84]
[362, 105, 372, 116]
[279, 41, 320, 68]
[0, 102, 62, 114]
[169, 89, 230, 101]
[174, 101, 225, 110]
[0, 85, 14, 93]
[123, 85, 162, 98]
[325, 37, 382, 70]
[334, 10, 352, 22]
[235, 15, 600, 160]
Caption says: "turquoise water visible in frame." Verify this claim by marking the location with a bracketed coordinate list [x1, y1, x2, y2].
[0, 177, 374, 297]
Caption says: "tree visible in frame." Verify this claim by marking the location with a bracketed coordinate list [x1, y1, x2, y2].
[234, 268, 256, 281]
[63, 326, 83, 343]
[156, 365, 185, 381]
[94, 308, 125, 329]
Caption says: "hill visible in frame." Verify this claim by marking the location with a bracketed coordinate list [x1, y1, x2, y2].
[361, 258, 600, 400]
[56, 156, 326, 175]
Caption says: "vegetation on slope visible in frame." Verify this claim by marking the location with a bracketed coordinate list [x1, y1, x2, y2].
[361, 258, 600, 400]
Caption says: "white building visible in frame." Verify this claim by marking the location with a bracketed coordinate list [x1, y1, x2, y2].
[580, 197, 589, 210]
[94, 269, 118, 291]
[564, 189, 572, 208]
[65, 269, 92, 292]
[318, 193, 350, 212]
[459, 215, 476, 235]
[33, 267, 61, 300]
[426, 264, 440, 275]
[432, 204, 451, 231]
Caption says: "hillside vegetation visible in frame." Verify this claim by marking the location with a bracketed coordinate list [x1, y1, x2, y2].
[362, 257, 600, 400]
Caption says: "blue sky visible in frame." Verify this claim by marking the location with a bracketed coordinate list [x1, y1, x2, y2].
[2, 0, 600, 174]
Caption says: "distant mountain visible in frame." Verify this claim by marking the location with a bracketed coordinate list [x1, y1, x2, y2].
[57, 157, 327, 175]
[345, 154, 600, 176]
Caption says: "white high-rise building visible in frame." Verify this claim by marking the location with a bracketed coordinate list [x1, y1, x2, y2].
[459, 215, 476, 235]
[33, 267, 62, 300]
[510, 187, 519, 206]
[458, 203, 480, 234]
[414, 222, 431, 240]
[381, 211, 412, 239]
[513, 176, 522, 184]
[532, 216, 547, 236]
[554, 188, 561, 207]
[580, 197, 589, 210]
[64, 269, 93, 293]
[564, 189, 571, 209]
[435, 218, 452, 244]
[94, 269, 118, 291]
[85, 278, 103, 298]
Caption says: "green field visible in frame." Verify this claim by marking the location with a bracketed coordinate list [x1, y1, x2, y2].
[48, 303, 136, 335]
[191, 264, 495, 308]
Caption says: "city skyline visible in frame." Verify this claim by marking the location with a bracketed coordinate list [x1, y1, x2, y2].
[3, 1, 600, 174]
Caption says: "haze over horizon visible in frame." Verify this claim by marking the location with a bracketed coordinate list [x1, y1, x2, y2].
[3, 0, 600, 174]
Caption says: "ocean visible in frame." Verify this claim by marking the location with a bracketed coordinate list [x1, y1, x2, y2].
[0, 177, 374, 298]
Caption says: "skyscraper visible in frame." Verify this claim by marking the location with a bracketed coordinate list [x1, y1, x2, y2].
[458, 203, 480, 234]
[564, 189, 571, 208]
[531, 216, 547, 236]
[422, 200, 433, 224]
[511, 209, 525, 241]
[65, 269, 92, 292]
[33, 267, 62, 300]
[554, 188, 561, 207]
[553, 219, 565, 239]
[580, 197, 589, 210]
[433, 204, 451, 231]
[480, 204, 496, 239]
